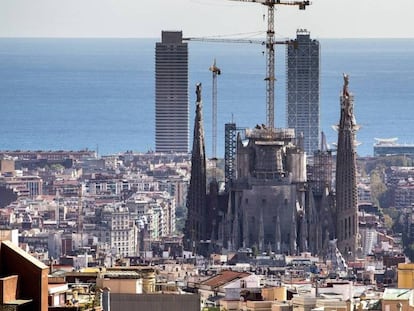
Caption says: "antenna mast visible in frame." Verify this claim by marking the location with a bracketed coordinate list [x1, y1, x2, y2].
[228, 0, 310, 128]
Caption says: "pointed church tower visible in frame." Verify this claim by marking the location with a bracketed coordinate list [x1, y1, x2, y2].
[335, 74, 359, 260]
[184, 83, 207, 254]
[290, 208, 297, 255]
[275, 208, 281, 254]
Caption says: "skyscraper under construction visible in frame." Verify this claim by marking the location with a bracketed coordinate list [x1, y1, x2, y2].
[286, 30, 320, 155]
[155, 31, 189, 153]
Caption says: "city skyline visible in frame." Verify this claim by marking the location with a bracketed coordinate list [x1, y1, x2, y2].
[1, 0, 414, 39]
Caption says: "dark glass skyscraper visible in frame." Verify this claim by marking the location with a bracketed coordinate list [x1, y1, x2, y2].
[155, 31, 189, 153]
[286, 29, 320, 155]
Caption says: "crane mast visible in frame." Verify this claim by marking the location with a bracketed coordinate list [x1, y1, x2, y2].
[209, 59, 221, 161]
[266, 4, 275, 129]
[229, 0, 310, 128]
[209, 59, 221, 179]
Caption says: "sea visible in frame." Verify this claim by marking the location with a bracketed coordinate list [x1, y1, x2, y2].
[1, 38, 414, 158]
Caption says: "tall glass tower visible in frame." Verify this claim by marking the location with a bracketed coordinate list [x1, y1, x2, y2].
[155, 31, 189, 153]
[286, 29, 320, 155]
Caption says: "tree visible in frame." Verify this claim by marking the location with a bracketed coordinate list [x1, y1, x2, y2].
[383, 214, 393, 230]
[50, 164, 65, 171]
[370, 168, 387, 208]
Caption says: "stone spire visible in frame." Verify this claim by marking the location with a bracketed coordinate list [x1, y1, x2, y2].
[231, 205, 239, 251]
[300, 209, 308, 252]
[243, 210, 249, 249]
[275, 208, 281, 253]
[184, 83, 207, 254]
[335, 74, 360, 260]
[225, 198, 232, 249]
[290, 207, 297, 255]
[258, 206, 264, 252]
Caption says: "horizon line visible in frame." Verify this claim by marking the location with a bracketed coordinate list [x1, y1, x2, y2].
[1, 36, 414, 40]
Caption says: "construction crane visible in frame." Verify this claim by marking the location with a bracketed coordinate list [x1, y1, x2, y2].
[209, 59, 221, 180]
[182, 35, 292, 131]
[209, 59, 221, 160]
[183, 37, 290, 48]
[184, 37, 265, 45]
[228, 0, 310, 129]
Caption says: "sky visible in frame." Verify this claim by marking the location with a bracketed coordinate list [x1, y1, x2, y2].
[0, 0, 413, 39]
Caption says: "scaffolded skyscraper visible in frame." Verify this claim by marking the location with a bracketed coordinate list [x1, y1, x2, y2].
[286, 29, 320, 155]
[224, 122, 237, 192]
[155, 31, 189, 153]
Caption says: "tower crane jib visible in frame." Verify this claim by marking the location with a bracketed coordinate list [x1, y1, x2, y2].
[228, 0, 310, 129]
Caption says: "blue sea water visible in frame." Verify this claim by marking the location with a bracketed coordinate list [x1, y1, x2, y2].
[0, 38, 414, 157]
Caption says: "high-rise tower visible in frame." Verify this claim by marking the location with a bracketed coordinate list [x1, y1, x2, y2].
[335, 74, 360, 259]
[286, 29, 320, 155]
[155, 31, 189, 153]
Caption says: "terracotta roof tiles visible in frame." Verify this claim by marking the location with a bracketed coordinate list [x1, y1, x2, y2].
[200, 270, 250, 288]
